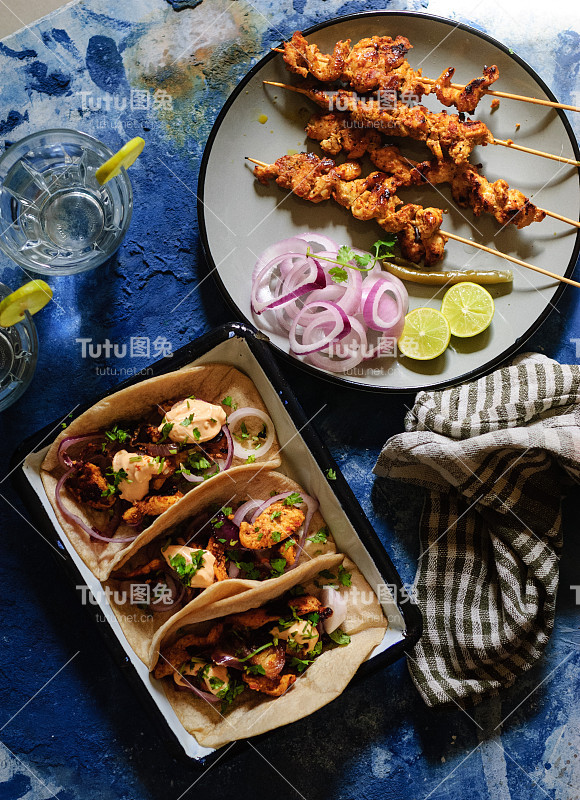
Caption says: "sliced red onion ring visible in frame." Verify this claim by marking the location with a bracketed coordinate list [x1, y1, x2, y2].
[306, 316, 368, 374]
[252, 254, 325, 314]
[295, 232, 339, 252]
[232, 499, 263, 527]
[57, 434, 106, 469]
[55, 468, 138, 544]
[251, 236, 309, 283]
[221, 423, 233, 470]
[289, 302, 351, 355]
[362, 277, 407, 336]
[227, 408, 275, 461]
[321, 586, 348, 634]
[252, 233, 409, 376]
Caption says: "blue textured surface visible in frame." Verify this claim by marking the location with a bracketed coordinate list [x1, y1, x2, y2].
[0, 1, 579, 798]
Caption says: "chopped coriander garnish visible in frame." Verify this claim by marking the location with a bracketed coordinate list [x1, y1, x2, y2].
[270, 557, 286, 578]
[308, 527, 329, 544]
[246, 454, 256, 464]
[284, 492, 303, 506]
[159, 422, 174, 442]
[101, 467, 128, 497]
[181, 413, 195, 426]
[328, 628, 351, 646]
[338, 565, 352, 587]
[325, 468, 337, 481]
[270, 510, 282, 521]
[169, 551, 205, 586]
[192, 427, 201, 441]
[271, 531, 282, 543]
[129, 456, 143, 463]
[104, 424, 131, 444]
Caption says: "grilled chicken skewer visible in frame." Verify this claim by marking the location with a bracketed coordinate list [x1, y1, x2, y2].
[305, 111, 553, 229]
[251, 151, 447, 264]
[277, 32, 499, 114]
[263, 80, 580, 167]
[274, 32, 580, 113]
[247, 154, 580, 289]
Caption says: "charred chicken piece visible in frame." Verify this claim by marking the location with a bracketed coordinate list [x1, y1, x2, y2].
[153, 623, 225, 679]
[242, 671, 297, 697]
[434, 65, 499, 115]
[121, 492, 183, 525]
[67, 463, 116, 511]
[206, 536, 229, 581]
[238, 501, 305, 549]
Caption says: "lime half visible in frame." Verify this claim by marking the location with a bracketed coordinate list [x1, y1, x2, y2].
[441, 282, 495, 337]
[398, 307, 451, 360]
[0, 280, 53, 327]
[96, 137, 145, 185]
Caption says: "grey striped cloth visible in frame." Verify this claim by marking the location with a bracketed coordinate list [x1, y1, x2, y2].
[374, 353, 580, 707]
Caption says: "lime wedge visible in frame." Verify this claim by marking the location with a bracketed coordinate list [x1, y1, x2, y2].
[0, 280, 53, 327]
[441, 282, 495, 337]
[398, 307, 451, 360]
[95, 137, 145, 185]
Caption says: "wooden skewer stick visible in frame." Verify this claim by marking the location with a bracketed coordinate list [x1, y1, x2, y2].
[245, 159, 580, 287]
[493, 138, 580, 166]
[270, 48, 580, 113]
[263, 81, 580, 167]
[442, 231, 580, 287]
[541, 209, 580, 229]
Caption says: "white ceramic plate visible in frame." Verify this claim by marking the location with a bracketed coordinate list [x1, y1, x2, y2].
[198, 10, 580, 392]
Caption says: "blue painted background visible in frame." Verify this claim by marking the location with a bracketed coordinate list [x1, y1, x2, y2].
[0, 1, 579, 798]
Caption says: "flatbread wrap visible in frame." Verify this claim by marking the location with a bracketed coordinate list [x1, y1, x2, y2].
[104, 468, 337, 663]
[148, 554, 388, 748]
[41, 364, 281, 579]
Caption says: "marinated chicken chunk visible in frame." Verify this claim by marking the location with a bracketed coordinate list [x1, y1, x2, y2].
[434, 65, 499, 115]
[239, 501, 305, 549]
[154, 623, 225, 678]
[122, 492, 183, 525]
[205, 536, 229, 581]
[67, 463, 116, 511]
[242, 672, 297, 697]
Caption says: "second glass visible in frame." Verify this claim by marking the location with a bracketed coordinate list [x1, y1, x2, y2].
[0, 129, 133, 275]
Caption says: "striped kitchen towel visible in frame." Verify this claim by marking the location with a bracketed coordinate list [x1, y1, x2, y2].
[374, 353, 580, 707]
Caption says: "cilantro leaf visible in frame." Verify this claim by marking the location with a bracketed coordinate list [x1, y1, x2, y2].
[336, 245, 356, 265]
[338, 565, 352, 587]
[169, 550, 205, 586]
[308, 527, 329, 544]
[325, 468, 337, 481]
[328, 265, 348, 284]
[284, 492, 303, 506]
[269, 557, 287, 578]
[329, 628, 351, 646]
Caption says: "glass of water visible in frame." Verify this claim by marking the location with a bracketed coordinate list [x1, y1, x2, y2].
[0, 129, 133, 275]
[0, 283, 38, 411]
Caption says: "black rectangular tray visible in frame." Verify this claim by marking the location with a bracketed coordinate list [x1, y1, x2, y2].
[10, 321, 422, 767]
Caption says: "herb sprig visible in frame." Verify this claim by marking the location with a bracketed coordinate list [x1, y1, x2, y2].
[306, 236, 396, 285]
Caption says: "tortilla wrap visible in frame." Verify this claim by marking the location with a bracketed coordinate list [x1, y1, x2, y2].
[41, 364, 281, 581]
[148, 555, 388, 749]
[104, 468, 337, 663]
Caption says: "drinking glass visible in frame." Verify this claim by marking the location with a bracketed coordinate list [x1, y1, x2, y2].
[0, 282, 38, 411]
[0, 129, 133, 275]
